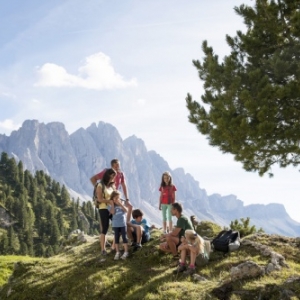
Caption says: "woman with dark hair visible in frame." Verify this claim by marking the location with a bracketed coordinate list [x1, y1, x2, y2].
[159, 171, 177, 234]
[95, 168, 117, 255]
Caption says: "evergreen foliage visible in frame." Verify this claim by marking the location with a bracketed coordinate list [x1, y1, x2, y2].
[230, 217, 264, 237]
[0, 152, 99, 257]
[186, 0, 300, 176]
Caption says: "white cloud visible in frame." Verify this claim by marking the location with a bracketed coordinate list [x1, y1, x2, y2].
[0, 119, 20, 133]
[35, 52, 138, 90]
[1, 92, 16, 99]
[137, 99, 146, 106]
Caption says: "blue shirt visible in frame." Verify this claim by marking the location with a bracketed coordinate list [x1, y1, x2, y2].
[131, 218, 150, 234]
[108, 205, 127, 228]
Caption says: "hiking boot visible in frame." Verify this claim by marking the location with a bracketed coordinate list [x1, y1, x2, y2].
[133, 243, 142, 252]
[183, 267, 196, 276]
[173, 264, 187, 274]
[101, 250, 107, 256]
[130, 242, 137, 247]
[114, 252, 120, 260]
[121, 252, 129, 260]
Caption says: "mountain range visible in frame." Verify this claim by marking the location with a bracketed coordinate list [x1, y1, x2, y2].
[0, 119, 299, 236]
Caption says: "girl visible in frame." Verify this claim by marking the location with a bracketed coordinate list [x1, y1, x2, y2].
[109, 190, 129, 260]
[95, 168, 116, 255]
[175, 229, 205, 275]
[159, 171, 177, 233]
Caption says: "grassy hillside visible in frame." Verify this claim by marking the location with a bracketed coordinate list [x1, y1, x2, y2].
[0, 229, 300, 300]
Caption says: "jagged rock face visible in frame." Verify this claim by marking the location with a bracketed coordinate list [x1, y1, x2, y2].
[3, 120, 82, 192]
[0, 119, 300, 236]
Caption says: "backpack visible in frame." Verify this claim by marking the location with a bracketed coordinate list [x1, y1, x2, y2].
[93, 181, 105, 208]
[196, 239, 211, 267]
[211, 229, 240, 253]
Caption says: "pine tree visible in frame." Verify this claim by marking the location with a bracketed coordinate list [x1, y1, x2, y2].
[0, 192, 7, 206]
[0, 152, 9, 177]
[5, 195, 14, 211]
[46, 191, 56, 205]
[20, 242, 28, 255]
[35, 243, 45, 257]
[24, 170, 32, 191]
[186, 0, 300, 176]
[17, 161, 24, 184]
[35, 170, 47, 187]
[17, 195, 28, 230]
[24, 229, 34, 256]
[45, 245, 54, 257]
[5, 157, 18, 185]
[57, 210, 66, 236]
[0, 230, 8, 254]
[51, 180, 61, 196]
[49, 219, 61, 246]
[59, 185, 70, 208]
[7, 226, 20, 254]
[70, 201, 78, 231]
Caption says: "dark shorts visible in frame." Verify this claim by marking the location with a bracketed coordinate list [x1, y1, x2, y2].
[132, 230, 150, 244]
[99, 209, 110, 235]
[113, 226, 128, 244]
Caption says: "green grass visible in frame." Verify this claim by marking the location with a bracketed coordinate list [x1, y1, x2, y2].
[0, 230, 300, 299]
[0, 255, 40, 286]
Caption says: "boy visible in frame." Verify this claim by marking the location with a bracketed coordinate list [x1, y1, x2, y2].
[127, 209, 154, 250]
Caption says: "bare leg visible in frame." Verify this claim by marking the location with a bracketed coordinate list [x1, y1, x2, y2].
[189, 251, 197, 266]
[163, 221, 167, 232]
[100, 234, 106, 251]
[159, 242, 173, 253]
[136, 226, 142, 244]
[169, 221, 173, 232]
[126, 202, 133, 224]
[165, 235, 179, 256]
[127, 226, 134, 243]
[180, 248, 187, 264]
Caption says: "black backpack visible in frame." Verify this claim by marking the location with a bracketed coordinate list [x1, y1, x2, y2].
[211, 229, 240, 253]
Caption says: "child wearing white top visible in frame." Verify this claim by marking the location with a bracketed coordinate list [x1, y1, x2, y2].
[174, 229, 205, 275]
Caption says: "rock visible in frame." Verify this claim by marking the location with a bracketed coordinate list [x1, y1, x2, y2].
[230, 261, 265, 281]
[193, 274, 208, 281]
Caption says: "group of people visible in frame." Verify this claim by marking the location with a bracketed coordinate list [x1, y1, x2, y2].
[91, 159, 207, 275]
[90, 159, 152, 260]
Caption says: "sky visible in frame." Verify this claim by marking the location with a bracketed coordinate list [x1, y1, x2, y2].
[1, 0, 300, 223]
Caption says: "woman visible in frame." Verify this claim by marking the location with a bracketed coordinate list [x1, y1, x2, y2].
[95, 168, 117, 255]
[159, 171, 177, 233]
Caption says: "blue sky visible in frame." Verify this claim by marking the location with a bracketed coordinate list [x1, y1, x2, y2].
[1, 0, 300, 223]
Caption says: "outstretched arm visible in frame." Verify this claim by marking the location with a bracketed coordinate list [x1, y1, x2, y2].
[90, 174, 98, 186]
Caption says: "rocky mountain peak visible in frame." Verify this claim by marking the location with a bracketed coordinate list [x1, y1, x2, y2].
[0, 119, 299, 236]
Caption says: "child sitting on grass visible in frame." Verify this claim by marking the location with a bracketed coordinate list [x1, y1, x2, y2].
[174, 229, 205, 276]
[127, 209, 154, 251]
[108, 191, 129, 260]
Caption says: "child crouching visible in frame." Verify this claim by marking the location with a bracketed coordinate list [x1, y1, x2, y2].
[174, 229, 205, 275]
